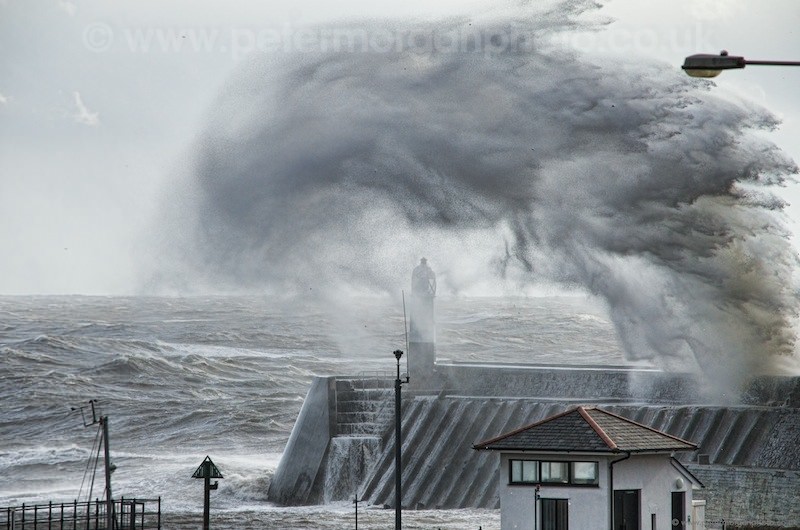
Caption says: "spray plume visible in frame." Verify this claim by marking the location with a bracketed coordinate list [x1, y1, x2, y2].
[154, 0, 799, 392]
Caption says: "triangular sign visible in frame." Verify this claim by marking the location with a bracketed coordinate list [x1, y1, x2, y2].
[192, 456, 223, 479]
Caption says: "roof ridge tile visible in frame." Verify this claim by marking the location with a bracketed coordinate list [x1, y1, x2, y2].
[591, 408, 698, 450]
[578, 407, 617, 450]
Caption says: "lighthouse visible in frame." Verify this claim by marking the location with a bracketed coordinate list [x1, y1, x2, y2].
[409, 258, 436, 384]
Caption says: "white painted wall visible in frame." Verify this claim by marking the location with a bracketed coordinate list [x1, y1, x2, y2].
[499, 452, 611, 530]
[497, 452, 696, 530]
[615, 454, 695, 529]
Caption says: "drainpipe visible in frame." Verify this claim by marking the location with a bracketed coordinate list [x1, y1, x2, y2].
[608, 452, 631, 530]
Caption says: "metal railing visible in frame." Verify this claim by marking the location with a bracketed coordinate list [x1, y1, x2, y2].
[355, 370, 395, 382]
[0, 498, 161, 530]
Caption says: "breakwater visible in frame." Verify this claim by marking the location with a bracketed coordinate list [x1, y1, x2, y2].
[267, 363, 800, 527]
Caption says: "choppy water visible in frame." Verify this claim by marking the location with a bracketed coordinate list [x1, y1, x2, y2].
[0, 295, 626, 528]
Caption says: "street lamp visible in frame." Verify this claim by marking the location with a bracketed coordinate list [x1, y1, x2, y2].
[682, 50, 800, 78]
[393, 349, 409, 530]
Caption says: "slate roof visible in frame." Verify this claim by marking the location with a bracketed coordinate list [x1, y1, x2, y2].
[473, 406, 697, 453]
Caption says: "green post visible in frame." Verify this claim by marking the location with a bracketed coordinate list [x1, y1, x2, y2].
[192, 456, 223, 530]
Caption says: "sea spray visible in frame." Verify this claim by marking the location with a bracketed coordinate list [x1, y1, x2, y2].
[153, 1, 799, 394]
[322, 437, 380, 504]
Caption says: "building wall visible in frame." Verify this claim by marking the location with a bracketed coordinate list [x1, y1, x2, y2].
[499, 452, 611, 530]
[498, 452, 695, 530]
[615, 454, 696, 530]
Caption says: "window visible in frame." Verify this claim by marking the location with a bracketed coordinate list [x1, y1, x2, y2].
[571, 461, 599, 485]
[540, 461, 569, 484]
[541, 498, 569, 530]
[509, 459, 599, 486]
[510, 459, 539, 483]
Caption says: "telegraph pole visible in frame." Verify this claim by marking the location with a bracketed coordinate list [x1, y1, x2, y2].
[101, 414, 114, 530]
[73, 400, 115, 530]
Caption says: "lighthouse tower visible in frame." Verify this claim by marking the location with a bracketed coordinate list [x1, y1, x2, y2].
[409, 258, 436, 384]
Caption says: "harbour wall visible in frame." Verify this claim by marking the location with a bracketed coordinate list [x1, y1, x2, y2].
[267, 364, 800, 527]
[267, 376, 336, 505]
[690, 466, 800, 527]
[437, 361, 800, 406]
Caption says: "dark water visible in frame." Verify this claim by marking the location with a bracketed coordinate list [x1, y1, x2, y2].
[0, 295, 626, 528]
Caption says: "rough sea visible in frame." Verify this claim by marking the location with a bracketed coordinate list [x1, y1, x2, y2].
[0, 294, 629, 528]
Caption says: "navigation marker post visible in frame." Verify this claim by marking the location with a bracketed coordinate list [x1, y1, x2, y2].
[192, 456, 223, 530]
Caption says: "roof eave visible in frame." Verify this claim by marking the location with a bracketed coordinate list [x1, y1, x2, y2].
[475, 446, 696, 454]
[474, 446, 617, 453]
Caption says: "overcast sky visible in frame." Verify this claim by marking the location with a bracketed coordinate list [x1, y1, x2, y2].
[0, 0, 798, 294]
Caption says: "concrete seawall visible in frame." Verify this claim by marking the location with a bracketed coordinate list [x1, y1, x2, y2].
[438, 361, 800, 406]
[359, 397, 799, 506]
[267, 376, 335, 505]
[267, 364, 800, 527]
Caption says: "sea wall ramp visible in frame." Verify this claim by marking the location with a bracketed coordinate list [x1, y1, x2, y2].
[268, 368, 800, 526]
[358, 395, 800, 509]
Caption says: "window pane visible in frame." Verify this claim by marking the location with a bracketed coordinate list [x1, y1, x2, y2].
[572, 462, 599, 484]
[522, 460, 538, 482]
[511, 460, 522, 482]
[510, 460, 538, 483]
[541, 461, 569, 483]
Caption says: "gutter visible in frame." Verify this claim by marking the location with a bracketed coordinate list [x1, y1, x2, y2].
[608, 451, 631, 530]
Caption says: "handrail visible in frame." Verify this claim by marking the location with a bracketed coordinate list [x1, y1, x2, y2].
[1, 497, 162, 530]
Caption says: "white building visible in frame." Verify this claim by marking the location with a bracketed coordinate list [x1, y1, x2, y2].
[474, 406, 703, 530]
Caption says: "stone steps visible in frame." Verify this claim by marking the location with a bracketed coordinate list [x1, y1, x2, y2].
[335, 378, 393, 438]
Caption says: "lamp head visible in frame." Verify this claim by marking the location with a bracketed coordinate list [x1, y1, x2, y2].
[682, 52, 745, 77]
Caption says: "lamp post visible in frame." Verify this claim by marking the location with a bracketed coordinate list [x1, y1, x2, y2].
[393, 349, 409, 530]
[682, 50, 800, 78]
[353, 495, 361, 530]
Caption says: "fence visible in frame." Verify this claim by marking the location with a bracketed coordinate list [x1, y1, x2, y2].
[0, 498, 161, 530]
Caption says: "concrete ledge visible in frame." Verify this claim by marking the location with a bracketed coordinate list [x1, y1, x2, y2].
[436, 362, 800, 406]
[437, 362, 697, 403]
